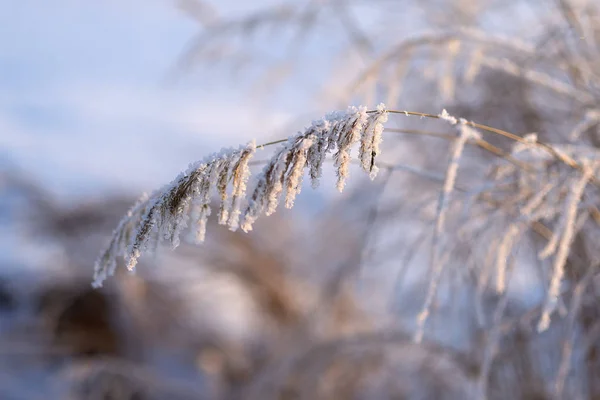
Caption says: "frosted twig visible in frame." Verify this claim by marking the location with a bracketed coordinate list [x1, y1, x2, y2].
[414, 110, 481, 343]
[538, 160, 597, 332]
[496, 183, 555, 293]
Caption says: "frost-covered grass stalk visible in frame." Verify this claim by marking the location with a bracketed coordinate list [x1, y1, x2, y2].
[94, 103, 598, 345]
[93, 105, 388, 288]
[537, 160, 597, 332]
[496, 183, 555, 294]
[414, 110, 481, 343]
[486, 137, 599, 332]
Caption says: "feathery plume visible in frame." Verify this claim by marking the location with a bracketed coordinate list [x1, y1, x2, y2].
[93, 105, 389, 287]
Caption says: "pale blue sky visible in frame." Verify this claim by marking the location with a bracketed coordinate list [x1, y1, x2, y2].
[1, 0, 296, 200]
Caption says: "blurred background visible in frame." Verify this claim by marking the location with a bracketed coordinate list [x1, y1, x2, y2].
[1, 0, 600, 399]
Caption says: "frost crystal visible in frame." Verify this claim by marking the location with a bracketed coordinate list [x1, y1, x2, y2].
[438, 109, 458, 125]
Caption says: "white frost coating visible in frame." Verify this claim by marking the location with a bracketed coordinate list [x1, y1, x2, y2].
[437, 120, 480, 232]
[307, 123, 328, 188]
[537, 160, 596, 332]
[285, 135, 314, 209]
[94, 105, 389, 286]
[216, 155, 232, 225]
[512, 133, 538, 154]
[361, 103, 389, 180]
[92, 192, 149, 288]
[334, 106, 370, 192]
[240, 105, 386, 232]
[495, 224, 520, 294]
[189, 160, 220, 244]
[264, 146, 290, 216]
[496, 183, 554, 294]
[414, 110, 482, 343]
[227, 140, 257, 231]
[92, 142, 255, 287]
[438, 109, 458, 125]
